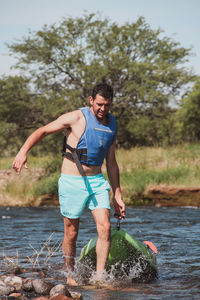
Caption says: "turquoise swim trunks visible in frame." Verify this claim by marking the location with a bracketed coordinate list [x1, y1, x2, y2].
[58, 173, 111, 219]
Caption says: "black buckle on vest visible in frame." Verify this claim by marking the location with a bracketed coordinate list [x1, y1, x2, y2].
[62, 136, 87, 159]
[61, 136, 88, 176]
[62, 144, 87, 161]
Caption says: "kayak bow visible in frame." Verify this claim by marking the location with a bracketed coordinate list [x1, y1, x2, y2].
[79, 227, 158, 282]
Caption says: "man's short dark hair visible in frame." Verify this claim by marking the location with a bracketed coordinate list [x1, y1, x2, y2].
[92, 83, 113, 101]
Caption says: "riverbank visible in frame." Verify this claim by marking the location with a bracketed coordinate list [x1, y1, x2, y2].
[1, 144, 200, 207]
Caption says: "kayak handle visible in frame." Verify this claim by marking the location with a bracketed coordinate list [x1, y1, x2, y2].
[114, 213, 121, 230]
[116, 219, 120, 230]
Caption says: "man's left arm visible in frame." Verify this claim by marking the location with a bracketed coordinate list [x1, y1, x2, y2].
[106, 141, 126, 219]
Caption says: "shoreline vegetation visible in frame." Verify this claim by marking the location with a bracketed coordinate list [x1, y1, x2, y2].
[1, 144, 200, 207]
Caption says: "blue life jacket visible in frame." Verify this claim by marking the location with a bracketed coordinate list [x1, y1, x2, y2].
[62, 107, 117, 167]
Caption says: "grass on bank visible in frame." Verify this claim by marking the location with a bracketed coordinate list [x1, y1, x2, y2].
[0, 155, 61, 206]
[1, 143, 200, 206]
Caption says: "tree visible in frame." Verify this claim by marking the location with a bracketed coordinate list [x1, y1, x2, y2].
[178, 80, 200, 142]
[7, 13, 196, 146]
[0, 76, 65, 156]
[0, 76, 33, 155]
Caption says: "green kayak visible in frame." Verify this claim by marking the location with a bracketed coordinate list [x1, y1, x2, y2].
[79, 228, 158, 282]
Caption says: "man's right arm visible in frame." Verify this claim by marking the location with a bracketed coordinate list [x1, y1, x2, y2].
[12, 110, 80, 174]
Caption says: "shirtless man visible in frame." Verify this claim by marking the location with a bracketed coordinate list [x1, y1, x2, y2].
[12, 83, 126, 285]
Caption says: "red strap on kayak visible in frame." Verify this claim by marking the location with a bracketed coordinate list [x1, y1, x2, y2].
[144, 241, 158, 254]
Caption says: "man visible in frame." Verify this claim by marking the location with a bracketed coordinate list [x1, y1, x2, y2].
[12, 83, 126, 285]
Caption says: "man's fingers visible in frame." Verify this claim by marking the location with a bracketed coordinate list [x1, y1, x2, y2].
[12, 159, 24, 174]
[114, 213, 121, 218]
[114, 212, 125, 220]
[114, 200, 126, 219]
[120, 205, 126, 219]
[12, 160, 18, 172]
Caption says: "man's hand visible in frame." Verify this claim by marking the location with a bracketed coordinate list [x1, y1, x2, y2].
[12, 151, 28, 174]
[113, 196, 126, 220]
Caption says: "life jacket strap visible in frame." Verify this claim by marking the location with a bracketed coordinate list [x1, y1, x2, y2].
[62, 136, 88, 176]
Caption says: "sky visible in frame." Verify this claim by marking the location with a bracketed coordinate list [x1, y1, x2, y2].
[1, 0, 200, 77]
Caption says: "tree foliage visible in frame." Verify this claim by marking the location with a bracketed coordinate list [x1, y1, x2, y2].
[178, 80, 200, 142]
[0, 76, 65, 156]
[1, 13, 196, 153]
[0, 76, 34, 154]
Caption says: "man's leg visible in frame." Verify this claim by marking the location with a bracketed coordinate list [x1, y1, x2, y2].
[91, 208, 111, 276]
[62, 217, 79, 285]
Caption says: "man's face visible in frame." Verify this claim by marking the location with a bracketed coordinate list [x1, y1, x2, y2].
[90, 94, 112, 121]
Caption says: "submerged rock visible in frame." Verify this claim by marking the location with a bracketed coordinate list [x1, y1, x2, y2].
[6, 266, 26, 275]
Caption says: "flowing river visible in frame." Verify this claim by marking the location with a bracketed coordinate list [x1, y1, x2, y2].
[0, 206, 199, 299]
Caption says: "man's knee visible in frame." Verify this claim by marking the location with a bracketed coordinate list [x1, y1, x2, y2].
[63, 217, 79, 243]
[64, 226, 79, 244]
[97, 221, 111, 240]
[103, 220, 111, 232]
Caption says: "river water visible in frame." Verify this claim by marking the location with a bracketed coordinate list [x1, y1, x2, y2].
[0, 206, 199, 299]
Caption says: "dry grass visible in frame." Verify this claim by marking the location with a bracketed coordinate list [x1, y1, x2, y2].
[0, 169, 44, 206]
[1, 233, 61, 272]
[27, 233, 61, 269]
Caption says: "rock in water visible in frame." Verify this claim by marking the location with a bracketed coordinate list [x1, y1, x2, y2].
[8, 292, 22, 298]
[22, 278, 33, 291]
[0, 279, 5, 286]
[49, 296, 73, 300]
[50, 284, 71, 297]
[33, 279, 53, 295]
[33, 297, 49, 300]
[4, 275, 22, 291]
[69, 291, 83, 299]
[0, 284, 13, 296]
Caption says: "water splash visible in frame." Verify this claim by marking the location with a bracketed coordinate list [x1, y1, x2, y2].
[59, 254, 157, 287]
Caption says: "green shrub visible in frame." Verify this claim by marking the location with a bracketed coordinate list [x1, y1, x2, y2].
[33, 172, 60, 197]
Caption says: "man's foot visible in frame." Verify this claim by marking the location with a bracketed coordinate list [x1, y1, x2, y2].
[89, 271, 109, 287]
[66, 276, 78, 286]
